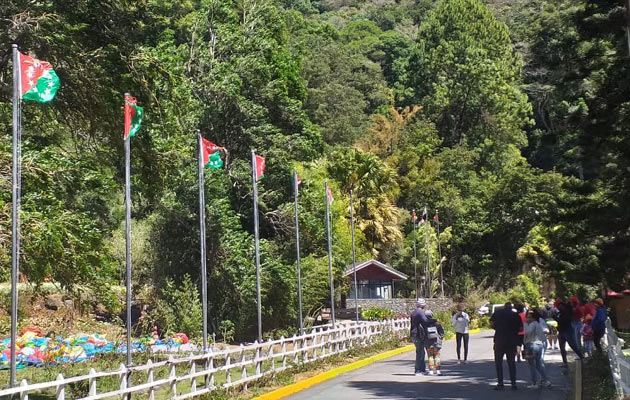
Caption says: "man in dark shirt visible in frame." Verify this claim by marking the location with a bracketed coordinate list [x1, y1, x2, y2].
[490, 302, 522, 390]
[556, 299, 584, 366]
[410, 298, 429, 375]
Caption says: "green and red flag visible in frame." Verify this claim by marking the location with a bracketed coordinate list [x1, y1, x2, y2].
[201, 137, 224, 169]
[327, 185, 334, 204]
[19, 52, 59, 103]
[254, 154, 265, 180]
[124, 94, 143, 139]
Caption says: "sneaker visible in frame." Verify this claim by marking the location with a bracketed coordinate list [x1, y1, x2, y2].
[493, 384, 504, 391]
[542, 380, 552, 388]
[527, 383, 538, 389]
[428, 370, 435, 375]
[457, 360, 462, 365]
[436, 370, 442, 376]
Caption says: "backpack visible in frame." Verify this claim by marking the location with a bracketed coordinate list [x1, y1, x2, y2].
[426, 326, 439, 341]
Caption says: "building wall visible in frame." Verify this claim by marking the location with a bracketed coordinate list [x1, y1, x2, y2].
[612, 296, 630, 330]
[346, 298, 453, 315]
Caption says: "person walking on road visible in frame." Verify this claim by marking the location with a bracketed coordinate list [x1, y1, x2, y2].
[539, 299, 559, 350]
[524, 310, 552, 388]
[590, 298, 607, 354]
[555, 298, 584, 367]
[452, 304, 470, 364]
[490, 301, 523, 391]
[410, 298, 429, 376]
[515, 303, 526, 362]
[425, 310, 445, 376]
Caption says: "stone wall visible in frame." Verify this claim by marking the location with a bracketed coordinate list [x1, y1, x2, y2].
[346, 298, 453, 315]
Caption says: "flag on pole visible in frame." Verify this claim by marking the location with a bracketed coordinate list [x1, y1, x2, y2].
[412, 209, 417, 222]
[434, 209, 439, 223]
[296, 174, 302, 187]
[19, 52, 60, 103]
[419, 207, 427, 225]
[327, 185, 334, 204]
[124, 94, 143, 139]
[254, 154, 265, 180]
[201, 138, 224, 169]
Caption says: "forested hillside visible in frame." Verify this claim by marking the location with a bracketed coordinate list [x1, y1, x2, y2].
[1, 0, 628, 340]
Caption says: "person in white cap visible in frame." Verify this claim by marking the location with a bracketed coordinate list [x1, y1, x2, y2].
[410, 298, 429, 375]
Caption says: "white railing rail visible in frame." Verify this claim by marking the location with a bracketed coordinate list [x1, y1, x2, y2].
[605, 318, 630, 398]
[0, 318, 410, 399]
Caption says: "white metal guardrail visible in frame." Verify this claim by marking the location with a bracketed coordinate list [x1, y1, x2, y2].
[0, 318, 410, 399]
[605, 318, 630, 398]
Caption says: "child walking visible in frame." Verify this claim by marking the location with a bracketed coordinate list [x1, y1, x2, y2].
[425, 310, 445, 376]
[581, 314, 594, 357]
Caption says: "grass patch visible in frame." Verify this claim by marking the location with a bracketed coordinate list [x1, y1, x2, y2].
[582, 352, 618, 400]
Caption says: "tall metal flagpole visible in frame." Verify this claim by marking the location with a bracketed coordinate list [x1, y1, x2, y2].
[252, 151, 262, 342]
[198, 134, 208, 351]
[325, 182, 336, 328]
[124, 94, 133, 369]
[412, 209, 418, 300]
[424, 205, 431, 298]
[350, 189, 359, 324]
[436, 209, 443, 297]
[293, 169, 303, 335]
[10, 43, 21, 389]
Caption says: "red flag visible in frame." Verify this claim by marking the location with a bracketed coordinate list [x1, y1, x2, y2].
[255, 154, 265, 180]
[201, 138, 224, 165]
[296, 175, 302, 187]
[327, 186, 334, 204]
[124, 94, 144, 139]
[434, 209, 439, 223]
[412, 210, 417, 222]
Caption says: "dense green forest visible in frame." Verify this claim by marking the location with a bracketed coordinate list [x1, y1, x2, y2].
[0, 0, 628, 340]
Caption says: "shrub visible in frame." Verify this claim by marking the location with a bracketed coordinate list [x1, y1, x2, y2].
[432, 310, 455, 340]
[362, 307, 396, 321]
[143, 274, 203, 339]
[219, 320, 235, 343]
[507, 274, 541, 308]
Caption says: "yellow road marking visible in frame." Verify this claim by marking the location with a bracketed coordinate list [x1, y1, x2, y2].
[254, 328, 483, 399]
[253, 344, 414, 400]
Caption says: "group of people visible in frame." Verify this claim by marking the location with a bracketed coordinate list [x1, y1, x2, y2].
[409, 296, 607, 390]
[410, 299, 470, 376]
[491, 297, 607, 390]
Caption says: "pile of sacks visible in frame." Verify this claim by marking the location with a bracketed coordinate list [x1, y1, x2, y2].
[0, 327, 195, 369]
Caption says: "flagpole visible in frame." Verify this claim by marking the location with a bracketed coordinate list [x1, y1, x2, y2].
[412, 209, 418, 300]
[350, 189, 359, 324]
[436, 210, 443, 297]
[424, 205, 431, 298]
[10, 43, 21, 389]
[124, 94, 133, 369]
[293, 169, 303, 336]
[198, 134, 208, 351]
[252, 151, 262, 342]
[325, 182, 336, 328]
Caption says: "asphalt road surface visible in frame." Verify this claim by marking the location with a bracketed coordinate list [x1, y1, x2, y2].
[286, 331, 572, 400]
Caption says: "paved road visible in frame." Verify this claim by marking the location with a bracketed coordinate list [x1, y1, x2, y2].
[286, 331, 572, 400]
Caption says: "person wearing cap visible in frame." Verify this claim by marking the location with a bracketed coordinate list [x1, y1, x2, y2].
[590, 299, 606, 354]
[410, 298, 429, 375]
[490, 301, 522, 390]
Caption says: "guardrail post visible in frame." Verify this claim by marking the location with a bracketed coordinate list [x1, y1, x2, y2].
[207, 350, 215, 388]
[147, 359, 155, 400]
[241, 344, 248, 390]
[88, 368, 97, 397]
[19, 379, 28, 400]
[280, 336, 287, 369]
[190, 358, 197, 394]
[55, 373, 65, 400]
[293, 335, 299, 364]
[119, 363, 128, 400]
[226, 352, 232, 385]
[267, 339, 275, 373]
[168, 355, 177, 396]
